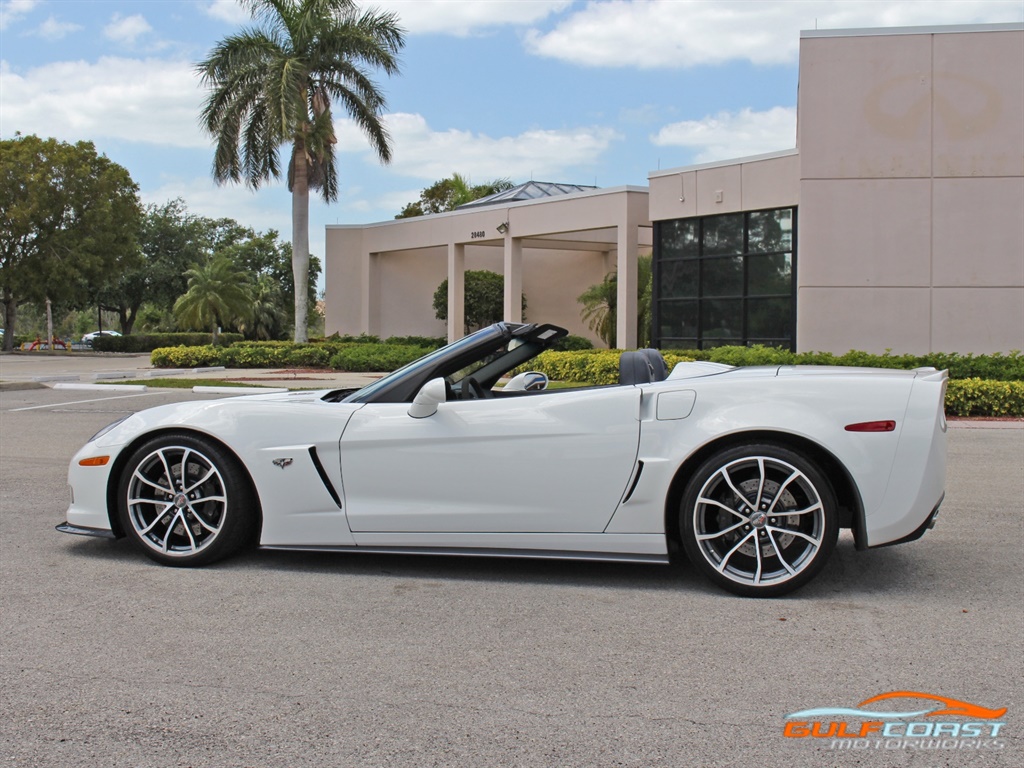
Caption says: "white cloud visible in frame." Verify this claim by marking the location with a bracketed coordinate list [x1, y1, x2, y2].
[144, 175, 293, 235]
[335, 113, 621, 181]
[198, 0, 571, 36]
[525, 0, 1024, 68]
[0, 58, 206, 148]
[0, 55, 618, 184]
[373, 0, 572, 36]
[104, 13, 153, 45]
[0, 0, 37, 31]
[652, 106, 797, 163]
[36, 14, 80, 40]
[201, 0, 249, 25]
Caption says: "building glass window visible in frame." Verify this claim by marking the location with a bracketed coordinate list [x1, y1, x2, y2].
[653, 207, 795, 350]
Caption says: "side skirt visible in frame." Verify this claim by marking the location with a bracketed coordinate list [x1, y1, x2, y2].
[260, 544, 669, 565]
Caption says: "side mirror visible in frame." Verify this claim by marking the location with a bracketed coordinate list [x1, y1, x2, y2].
[503, 371, 549, 392]
[408, 378, 447, 418]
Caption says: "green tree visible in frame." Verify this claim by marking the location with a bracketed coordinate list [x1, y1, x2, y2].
[577, 254, 653, 348]
[0, 134, 140, 351]
[433, 269, 526, 335]
[173, 256, 254, 341]
[218, 227, 321, 335]
[396, 173, 514, 218]
[98, 199, 210, 335]
[196, 0, 404, 343]
[239, 274, 289, 340]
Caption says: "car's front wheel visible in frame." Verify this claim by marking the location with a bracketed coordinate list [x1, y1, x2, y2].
[117, 433, 257, 567]
[680, 444, 838, 597]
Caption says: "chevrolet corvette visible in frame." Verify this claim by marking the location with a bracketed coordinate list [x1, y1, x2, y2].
[58, 322, 948, 597]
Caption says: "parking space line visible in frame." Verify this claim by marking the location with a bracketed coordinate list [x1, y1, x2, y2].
[7, 392, 161, 412]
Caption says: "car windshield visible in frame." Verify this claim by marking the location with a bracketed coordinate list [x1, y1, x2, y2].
[340, 326, 509, 403]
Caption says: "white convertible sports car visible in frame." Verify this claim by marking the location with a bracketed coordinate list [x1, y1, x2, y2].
[58, 322, 948, 597]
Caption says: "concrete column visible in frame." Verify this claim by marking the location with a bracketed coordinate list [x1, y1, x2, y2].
[359, 251, 380, 336]
[503, 234, 523, 323]
[615, 217, 639, 349]
[447, 242, 466, 342]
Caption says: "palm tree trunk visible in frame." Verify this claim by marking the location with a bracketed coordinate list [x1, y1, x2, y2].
[291, 141, 310, 343]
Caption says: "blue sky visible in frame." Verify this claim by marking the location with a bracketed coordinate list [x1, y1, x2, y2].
[2, 0, 1022, 261]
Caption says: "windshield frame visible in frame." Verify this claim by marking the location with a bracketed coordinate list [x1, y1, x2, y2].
[339, 322, 567, 404]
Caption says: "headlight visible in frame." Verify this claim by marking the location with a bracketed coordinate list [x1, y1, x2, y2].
[88, 417, 128, 442]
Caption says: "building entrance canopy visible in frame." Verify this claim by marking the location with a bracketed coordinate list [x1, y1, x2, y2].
[326, 185, 652, 347]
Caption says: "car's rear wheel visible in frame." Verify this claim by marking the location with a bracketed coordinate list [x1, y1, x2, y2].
[117, 433, 257, 567]
[680, 444, 838, 597]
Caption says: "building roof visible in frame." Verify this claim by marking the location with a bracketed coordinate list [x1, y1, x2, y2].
[456, 180, 598, 210]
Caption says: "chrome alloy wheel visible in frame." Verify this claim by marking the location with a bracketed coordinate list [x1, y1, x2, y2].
[125, 444, 228, 558]
[684, 450, 836, 595]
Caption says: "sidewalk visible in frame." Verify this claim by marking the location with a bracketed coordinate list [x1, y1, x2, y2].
[0, 351, 379, 391]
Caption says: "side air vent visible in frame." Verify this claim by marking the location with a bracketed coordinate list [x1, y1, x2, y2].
[308, 447, 342, 508]
[621, 461, 644, 504]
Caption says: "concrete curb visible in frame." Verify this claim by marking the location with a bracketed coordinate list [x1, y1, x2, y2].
[52, 382, 148, 392]
[0, 381, 48, 391]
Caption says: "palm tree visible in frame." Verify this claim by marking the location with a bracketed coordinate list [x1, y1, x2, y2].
[196, 0, 404, 342]
[577, 255, 653, 348]
[240, 274, 289, 340]
[174, 256, 254, 342]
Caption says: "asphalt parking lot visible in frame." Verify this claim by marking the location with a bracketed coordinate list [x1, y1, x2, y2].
[1, 380, 1022, 767]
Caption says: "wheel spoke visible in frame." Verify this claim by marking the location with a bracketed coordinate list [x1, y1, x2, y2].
[132, 470, 171, 494]
[767, 530, 797, 576]
[134, 502, 174, 534]
[188, 493, 226, 506]
[753, 457, 767, 511]
[177, 447, 193, 491]
[185, 504, 221, 533]
[696, 496, 747, 520]
[765, 469, 797, 513]
[157, 449, 175, 490]
[179, 514, 198, 552]
[715, 530, 756, 574]
[770, 527, 822, 548]
[771, 501, 822, 517]
[160, 510, 183, 552]
[718, 466, 750, 510]
[696, 519, 747, 541]
[182, 465, 216, 495]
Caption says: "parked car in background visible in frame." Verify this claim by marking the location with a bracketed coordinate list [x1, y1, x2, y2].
[82, 330, 121, 344]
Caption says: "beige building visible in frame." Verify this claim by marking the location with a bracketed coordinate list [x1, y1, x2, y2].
[326, 22, 1024, 354]
[326, 184, 652, 344]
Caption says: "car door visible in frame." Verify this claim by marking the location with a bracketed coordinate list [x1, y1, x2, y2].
[339, 386, 642, 533]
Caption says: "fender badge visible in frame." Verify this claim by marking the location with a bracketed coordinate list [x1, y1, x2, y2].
[272, 458, 293, 469]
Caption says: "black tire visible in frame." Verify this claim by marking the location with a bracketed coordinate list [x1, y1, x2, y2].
[679, 443, 838, 597]
[117, 432, 258, 567]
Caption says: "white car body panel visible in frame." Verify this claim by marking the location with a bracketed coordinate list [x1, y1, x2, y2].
[340, 387, 642, 533]
[62, 326, 947, 586]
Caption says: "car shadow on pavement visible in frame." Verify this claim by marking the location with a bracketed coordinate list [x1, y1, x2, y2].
[60, 533, 703, 593]
[59, 530, 963, 599]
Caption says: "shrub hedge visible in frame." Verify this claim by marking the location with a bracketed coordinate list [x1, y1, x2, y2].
[945, 379, 1024, 417]
[659, 345, 1024, 381]
[148, 340, 1024, 416]
[327, 343, 434, 372]
[94, 332, 244, 352]
[151, 341, 432, 373]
